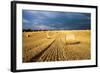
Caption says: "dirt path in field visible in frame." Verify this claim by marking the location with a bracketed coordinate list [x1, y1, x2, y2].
[29, 39, 56, 62]
[32, 33, 67, 62]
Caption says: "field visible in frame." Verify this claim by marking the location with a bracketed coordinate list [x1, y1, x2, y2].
[22, 30, 91, 63]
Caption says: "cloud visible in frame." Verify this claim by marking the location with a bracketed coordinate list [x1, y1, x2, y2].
[23, 10, 91, 30]
[25, 10, 59, 18]
[32, 24, 55, 30]
[23, 19, 30, 23]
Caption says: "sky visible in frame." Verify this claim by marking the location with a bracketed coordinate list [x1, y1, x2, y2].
[22, 10, 91, 30]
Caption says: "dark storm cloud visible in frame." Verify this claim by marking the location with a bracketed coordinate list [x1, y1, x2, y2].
[22, 10, 91, 30]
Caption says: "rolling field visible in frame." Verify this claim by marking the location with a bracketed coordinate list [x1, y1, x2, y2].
[22, 30, 91, 63]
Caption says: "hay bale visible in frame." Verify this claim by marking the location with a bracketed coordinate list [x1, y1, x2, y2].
[66, 41, 80, 45]
[25, 34, 30, 38]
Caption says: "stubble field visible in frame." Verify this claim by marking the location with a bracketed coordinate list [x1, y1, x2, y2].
[22, 30, 91, 63]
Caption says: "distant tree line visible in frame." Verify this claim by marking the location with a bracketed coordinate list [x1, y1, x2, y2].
[23, 28, 90, 32]
[23, 29, 52, 32]
[23, 29, 33, 32]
